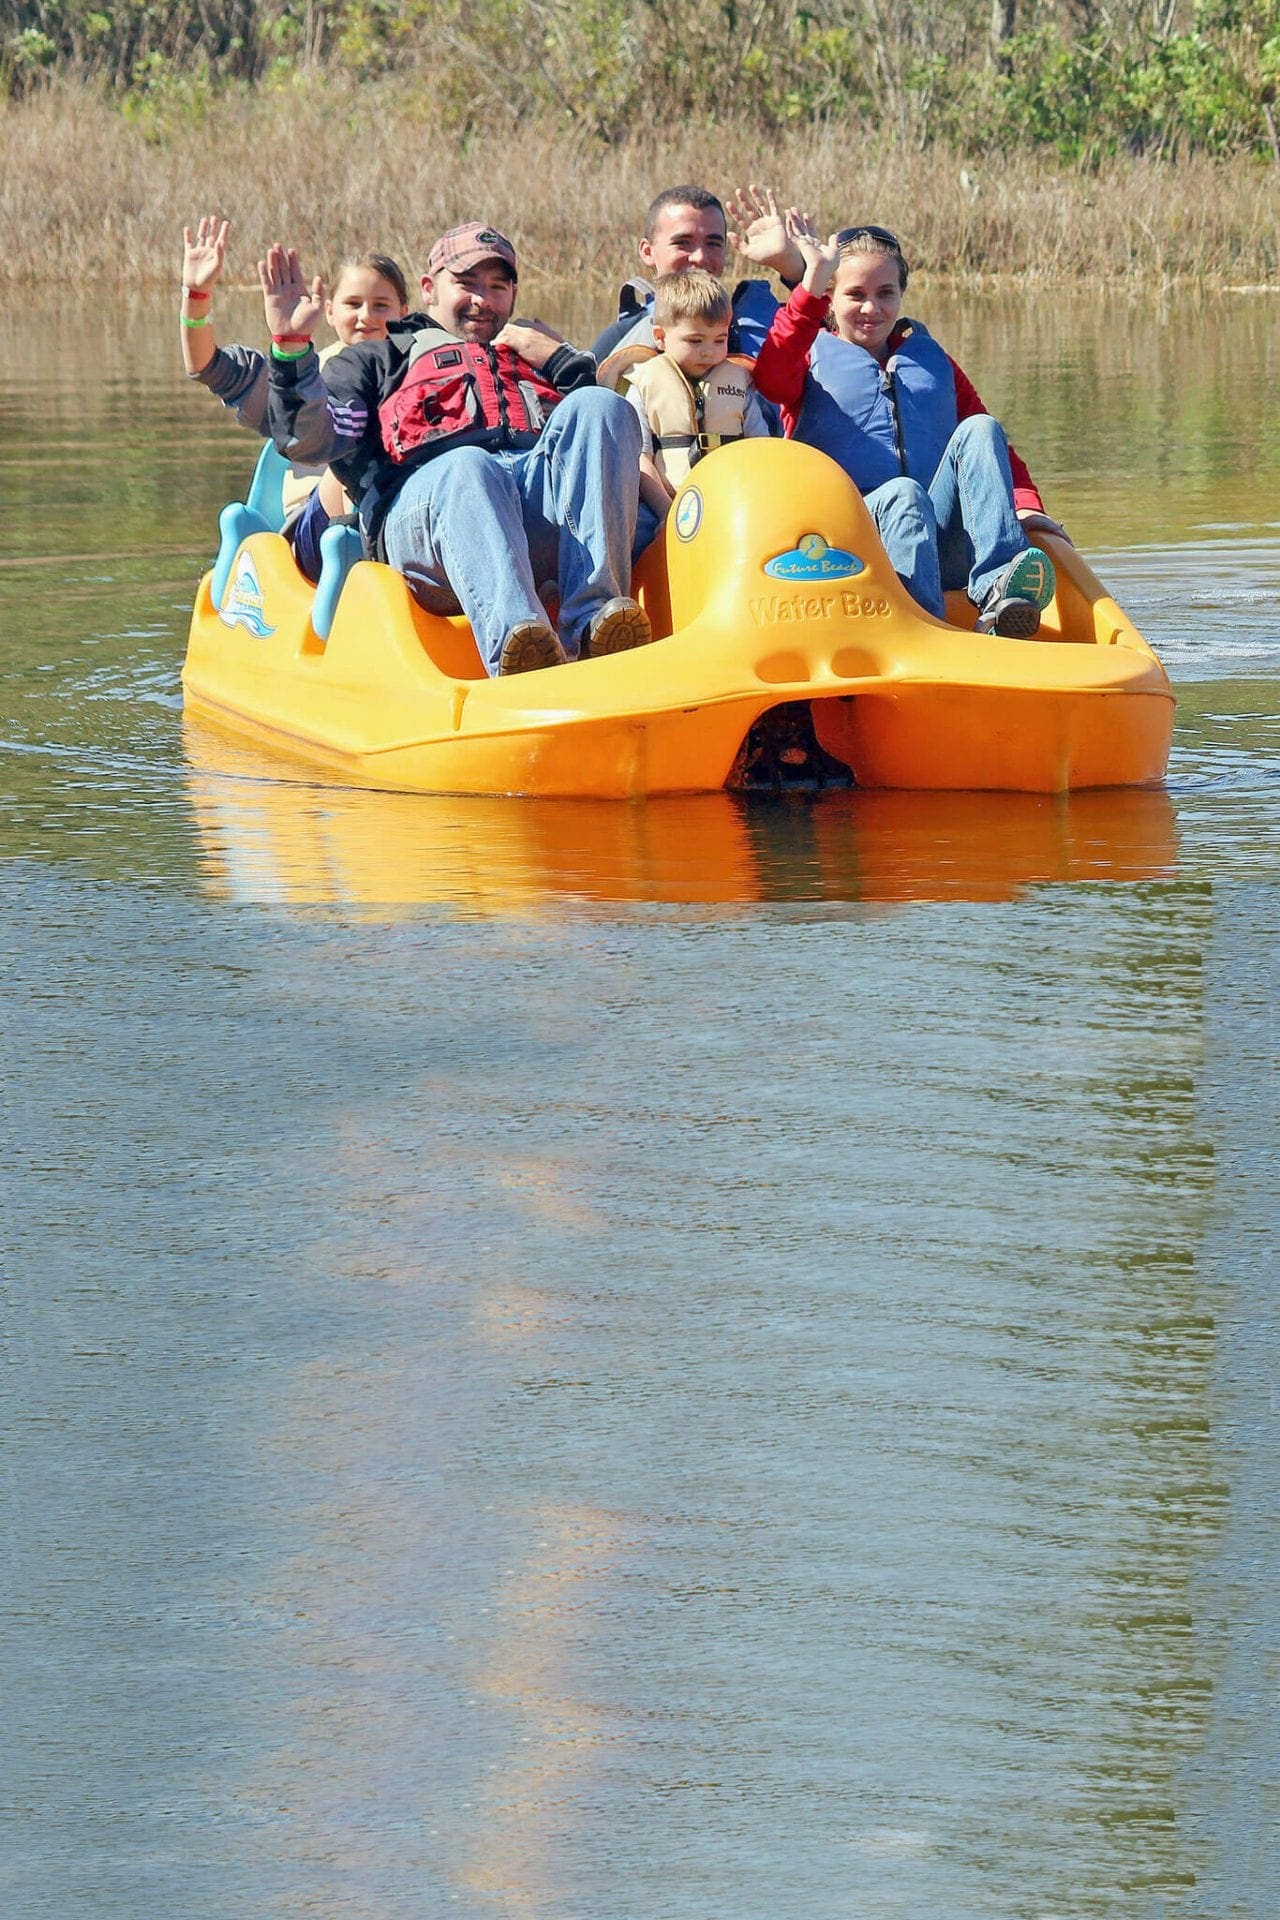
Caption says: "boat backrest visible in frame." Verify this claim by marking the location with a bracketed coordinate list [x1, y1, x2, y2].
[311, 521, 364, 641]
[211, 501, 273, 609]
[245, 442, 291, 533]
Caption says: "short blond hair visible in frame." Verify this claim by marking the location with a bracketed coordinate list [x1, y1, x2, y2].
[652, 269, 732, 328]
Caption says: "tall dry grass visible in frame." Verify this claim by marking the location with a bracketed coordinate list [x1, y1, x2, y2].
[4, 78, 1279, 292]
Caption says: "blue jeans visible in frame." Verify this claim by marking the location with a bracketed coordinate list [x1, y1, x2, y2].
[633, 497, 662, 562]
[287, 487, 330, 582]
[867, 415, 1028, 620]
[382, 387, 641, 674]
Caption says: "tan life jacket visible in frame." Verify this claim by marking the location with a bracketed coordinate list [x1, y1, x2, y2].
[626, 353, 754, 487]
[596, 325, 660, 393]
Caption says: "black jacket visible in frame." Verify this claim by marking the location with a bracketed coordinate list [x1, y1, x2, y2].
[267, 313, 597, 549]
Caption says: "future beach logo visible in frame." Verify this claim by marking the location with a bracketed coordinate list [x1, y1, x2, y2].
[219, 551, 276, 639]
[764, 533, 864, 582]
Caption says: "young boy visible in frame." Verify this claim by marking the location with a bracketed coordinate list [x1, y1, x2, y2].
[622, 270, 773, 523]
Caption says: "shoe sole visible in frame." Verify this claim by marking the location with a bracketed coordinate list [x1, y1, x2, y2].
[985, 596, 1043, 639]
[583, 600, 653, 658]
[1001, 547, 1055, 609]
[498, 623, 566, 674]
[976, 546, 1055, 638]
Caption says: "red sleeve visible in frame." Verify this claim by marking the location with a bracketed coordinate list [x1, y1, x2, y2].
[947, 354, 1045, 515]
[752, 284, 829, 432]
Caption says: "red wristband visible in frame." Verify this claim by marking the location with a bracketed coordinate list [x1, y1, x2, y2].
[182, 287, 211, 300]
[271, 333, 313, 346]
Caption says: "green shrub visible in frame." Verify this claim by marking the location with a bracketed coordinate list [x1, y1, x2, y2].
[7, 0, 1280, 164]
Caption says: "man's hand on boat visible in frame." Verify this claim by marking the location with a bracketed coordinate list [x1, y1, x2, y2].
[1017, 508, 1074, 548]
[257, 243, 325, 345]
[492, 317, 568, 369]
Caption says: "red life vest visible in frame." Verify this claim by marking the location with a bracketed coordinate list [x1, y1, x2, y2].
[379, 331, 565, 465]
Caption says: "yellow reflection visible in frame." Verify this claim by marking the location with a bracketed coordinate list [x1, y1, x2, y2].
[185, 715, 1178, 916]
[825, 785, 1180, 902]
[494, 1157, 606, 1232]
[456, 1500, 626, 1913]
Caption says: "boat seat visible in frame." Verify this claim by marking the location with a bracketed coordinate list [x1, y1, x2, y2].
[211, 440, 439, 646]
[212, 443, 365, 636]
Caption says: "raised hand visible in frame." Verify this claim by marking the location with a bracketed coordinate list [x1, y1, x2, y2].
[726, 183, 804, 281]
[182, 215, 230, 293]
[785, 208, 842, 295]
[257, 243, 325, 341]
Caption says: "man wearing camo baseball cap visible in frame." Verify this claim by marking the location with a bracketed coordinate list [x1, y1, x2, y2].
[260, 218, 650, 675]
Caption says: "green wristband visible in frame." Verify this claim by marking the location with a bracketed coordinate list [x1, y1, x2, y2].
[271, 342, 311, 361]
[181, 313, 212, 329]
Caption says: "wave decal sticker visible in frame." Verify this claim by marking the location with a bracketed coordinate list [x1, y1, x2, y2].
[764, 532, 864, 582]
[219, 551, 276, 639]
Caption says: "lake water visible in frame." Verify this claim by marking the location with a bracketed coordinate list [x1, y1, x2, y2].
[1, 290, 1276, 1920]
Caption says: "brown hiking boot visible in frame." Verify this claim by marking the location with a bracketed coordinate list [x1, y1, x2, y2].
[498, 621, 568, 675]
[580, 596, 653, 659]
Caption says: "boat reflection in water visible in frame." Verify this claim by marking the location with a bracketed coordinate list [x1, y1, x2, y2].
[184, 718, 1179, 917]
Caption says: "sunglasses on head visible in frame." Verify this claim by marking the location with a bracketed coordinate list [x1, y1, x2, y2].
[834, 224, 902, 251]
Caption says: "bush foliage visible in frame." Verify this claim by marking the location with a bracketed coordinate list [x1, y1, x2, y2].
[4, 0, 1280, 161]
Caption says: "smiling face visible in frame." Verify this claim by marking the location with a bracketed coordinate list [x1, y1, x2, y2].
[325, 265, 408, 346]
[421, 259, 517, 343]
[829, 249, 904, 360]
[639, 202, 728, 280]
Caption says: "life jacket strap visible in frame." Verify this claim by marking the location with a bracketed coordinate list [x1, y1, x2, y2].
[654, 428, 747, 454]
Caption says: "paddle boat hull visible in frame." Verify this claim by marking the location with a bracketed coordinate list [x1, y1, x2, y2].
[182, 438, 1174, 797]
[184, 722, 1181, 912]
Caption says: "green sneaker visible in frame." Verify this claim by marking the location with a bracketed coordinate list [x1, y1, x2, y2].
[976, 546, 1056, 638]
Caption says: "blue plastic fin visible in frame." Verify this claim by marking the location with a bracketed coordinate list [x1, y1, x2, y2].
[212, 503, 273, 609]
[311, 521, 364, 641]
[245, 441, 291, 533]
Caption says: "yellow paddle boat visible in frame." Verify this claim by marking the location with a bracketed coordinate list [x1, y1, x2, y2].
[182, 437, 1174, 797]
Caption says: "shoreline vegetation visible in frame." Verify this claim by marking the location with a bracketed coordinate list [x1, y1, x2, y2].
[2, 76, 1279, 291]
